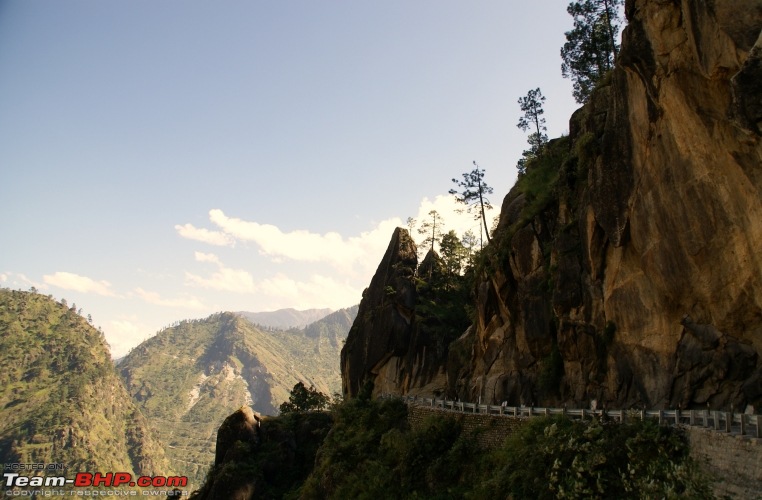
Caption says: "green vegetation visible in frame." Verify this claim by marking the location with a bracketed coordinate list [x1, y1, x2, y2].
[513, 135, 572, 229]
[477, 416, 711, 499]
[415, 256, 472, 348]
[280, 382, 330, 413]
[191, 411, 334, 500]
[196, 395, 711, 499]
[417, 209, 444, 252]
[561, 0, 623, 103]
[0, 288, 170, 481]
[516, 87, 549, 174]
[119, 310, 354, 489]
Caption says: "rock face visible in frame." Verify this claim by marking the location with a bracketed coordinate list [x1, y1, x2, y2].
[342, 0, 762, 411]
[457, 0, 762, 410]
[341, 229, 454, 398]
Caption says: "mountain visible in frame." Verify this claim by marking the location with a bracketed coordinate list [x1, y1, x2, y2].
[118, 308, 356, 488]
[235, 308, 333, 330]
[0, 289, 171, 480]
[304, 305, 358, 340]
[342, 1, 762, 412]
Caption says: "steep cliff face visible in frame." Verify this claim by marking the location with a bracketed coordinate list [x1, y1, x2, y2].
[458, 0, 762, 409]
[342, 0, 762, 410]
[341, 230, 464, 398]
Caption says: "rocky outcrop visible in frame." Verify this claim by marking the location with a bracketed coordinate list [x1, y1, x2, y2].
[341, 227, 418, 397]
[341, 230, 458, 398]
[454, 0, 762, 410]
[189, 408, 332, 500]
[343, 1, 762, 411]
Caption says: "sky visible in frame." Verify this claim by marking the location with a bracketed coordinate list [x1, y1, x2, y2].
[0, 0, 586, 357]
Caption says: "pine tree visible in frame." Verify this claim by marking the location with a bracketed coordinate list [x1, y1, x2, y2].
[418, 210, 444, 252]
[439, 230, 465, 276]
[561, 0, 623, 103]
[516, 88, 548, 174]
[450, 162, 494, 244]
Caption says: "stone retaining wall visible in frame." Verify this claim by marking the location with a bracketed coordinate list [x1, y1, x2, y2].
[685, 426, 762, 499]
[406, 405, 527, 449]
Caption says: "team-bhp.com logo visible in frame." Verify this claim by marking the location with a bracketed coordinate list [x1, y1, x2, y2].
[4, 472, 187, 488]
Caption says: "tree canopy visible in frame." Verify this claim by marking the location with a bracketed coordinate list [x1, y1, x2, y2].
[279, 382, 330, 413]
[561, 0, 622, 103]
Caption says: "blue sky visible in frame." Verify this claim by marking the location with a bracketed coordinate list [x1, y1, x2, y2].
[1, 1, 585, 356]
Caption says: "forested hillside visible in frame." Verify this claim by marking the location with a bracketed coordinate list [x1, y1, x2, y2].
[0, 289, 171, 480]
[118, 308, 356, 488]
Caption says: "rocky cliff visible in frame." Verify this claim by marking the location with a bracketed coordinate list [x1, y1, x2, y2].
[342, 0, 762, 410]
[341, 231, 471, 398]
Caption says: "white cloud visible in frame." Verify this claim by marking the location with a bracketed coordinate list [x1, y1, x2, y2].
[134, 287, 206, 309]
[208, 209, 368, 267]
[183, 251, 361, 308]
[43, 272, 116, 296]
[177, 209, 403, 277]
[175, 223, 234, 247]
[258, 273, 361, 309]
[194, 251, 220, 264]
[171, 193, 499, 310]
[184, 259, 256, 293]
[411, 194, 498, 246]
[104, 317, 155, 358]
[175, 193, 499, 283]
[0, 272, 48, 290]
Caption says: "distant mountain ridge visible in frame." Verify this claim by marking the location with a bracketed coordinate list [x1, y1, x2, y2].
[118, 307, 357, 488]
[235, 307, 332, 329]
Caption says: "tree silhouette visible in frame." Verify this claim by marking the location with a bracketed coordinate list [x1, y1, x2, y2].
[517, 88, 547, 150]
[561, 0, 622, 103]
[450, 162, 494, 244]
[418, 210, 444, 252]
[516, 88, 548, 174]
[439, 230, 465, 276]
[279, 382, 329, 413]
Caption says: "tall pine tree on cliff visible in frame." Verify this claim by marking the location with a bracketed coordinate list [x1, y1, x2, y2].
[561, 0, 623, 103]
[450, 162, 494, 244]
[516, 88, 548, 175]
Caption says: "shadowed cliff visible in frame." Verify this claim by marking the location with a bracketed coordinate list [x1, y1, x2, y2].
[342, 0, 762, 411]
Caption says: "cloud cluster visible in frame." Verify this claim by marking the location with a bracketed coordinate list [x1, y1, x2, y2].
[183, 251, 360, 308]
[185, 253, 256, 293]
[1, 272, 48, 291]
[43, 271, 116, 296]
[174, 223, 234, 247]
[175, 194, 496, 277]
[133, 287, 206, 310]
